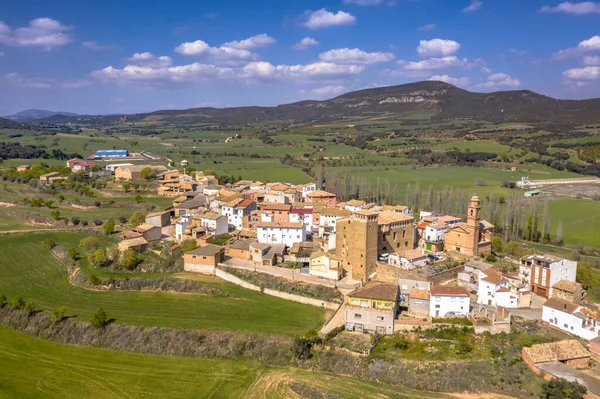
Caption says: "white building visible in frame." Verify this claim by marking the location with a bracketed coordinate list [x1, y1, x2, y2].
[425, 222, 448, 243]
[221, 199, 256, 231]
[105, 163, 134, 173]
[263, 191, 288, 204]
[289, 208, 314, 231]
[309, 251, 343, 280]
[200, 212, 228, 236]
[257, 222, 306, 247]
[344, 200, 366, 213]
[296, 182, 316, 200]
[542, 297, 599, 340]
[477, 268, 518, 308]
[318, 208, 352, 238]
[520, 254, 577, 298]
[175, 216, 191, 241]
[388, 249, 428, 270]
[429, 285, 470, 317]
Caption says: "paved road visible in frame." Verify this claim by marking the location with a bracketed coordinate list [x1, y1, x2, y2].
[219, 258, 360, 290]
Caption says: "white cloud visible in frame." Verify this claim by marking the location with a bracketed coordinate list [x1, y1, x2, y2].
[222, 34, 276, 49]
[584, 55, 600, 65]
[301, 85, 346, 98]
[174, 40, 257, 64]
[476, 72, 521, 89]
[418, 24, 436, 31]
[293, 37, 319, 50]
[509, 48, 526, 56]
[417, 39, 460, 58]
[92, 60, 364, 86]
[541, 1, 600, 14]
[463, 0, 482, 12]
[303, 9, 356, 29]
[128, 52, 173, 68]
[5, 72, 90, 89]
[428, 74, 470, 86]
[318, 48, 395, 64]
[563, 66, 600, 80]
[404, 56, 469, 70]
[553, 35, 600, 59]
[0, 18, 72, 48]
[82, 41, 120, 51]
[481, 66, 492, 74]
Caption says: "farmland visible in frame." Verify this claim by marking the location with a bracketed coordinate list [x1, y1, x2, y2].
[0, 325, 456, 399]
[0, 233, 326, 335]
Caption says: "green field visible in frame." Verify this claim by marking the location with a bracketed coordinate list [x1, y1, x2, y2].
[0, 233, 325, 335]
[430, 140, 516, 155]
[548, 199, 600, 248]
[0, 325, 452, 399]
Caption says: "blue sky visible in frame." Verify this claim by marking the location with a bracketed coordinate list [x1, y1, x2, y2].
[0, 0, 599, 115]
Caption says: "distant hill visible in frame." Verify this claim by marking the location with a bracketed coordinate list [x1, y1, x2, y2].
[35, 81, 600, 126]
[7, 109, 79, 122]
[0, 117, 33, 130]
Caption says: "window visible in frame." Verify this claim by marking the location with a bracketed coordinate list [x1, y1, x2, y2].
[360, 300, 369, 307]
[435, 304, 440, 309]
[393, 232, 397, 240]
[564, 324, 569, 329]
[376, 316, 384, 321]
[403, 230, 406, 239]
[384, 302, 392, 307]
[435, 297, 441, 302]
[354, 313, 362, 319]
[451, 297, 457, 302]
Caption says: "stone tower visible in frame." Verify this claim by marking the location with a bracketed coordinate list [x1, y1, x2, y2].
[466, 195, 481, 256]
[336, 210, 378, 283]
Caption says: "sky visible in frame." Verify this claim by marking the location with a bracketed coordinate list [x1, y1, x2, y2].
[0, 0, 599, 115]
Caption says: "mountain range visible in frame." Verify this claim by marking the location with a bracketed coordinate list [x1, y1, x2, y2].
[5, 109, 79, 122]
[7, 81, 600, 126]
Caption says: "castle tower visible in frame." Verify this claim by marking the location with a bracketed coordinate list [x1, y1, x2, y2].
[336, 211, 378, 283]
[466, 195, 481, 256]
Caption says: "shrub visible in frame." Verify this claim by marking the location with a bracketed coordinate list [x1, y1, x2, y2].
[540, 378, 586, 399]
[42, 237, 56, 249]
[104, 220, 115, 235]
[0, 294, 6, 308]
[119, 250, 142, 270]
[70, 216, 80, 226]
[51, 306, 67, 322]
[9, 296, 25, 310]
[88, 274, 100, 286]
[180, 239, 198, 253]
[119, 216, 127, 224]
[93, 217, 102, 226]
[68, 247, 79, 261]
[81, 219, 89, 226]
[89, 249, 107, 266]
[292, 337, 315, 360]
[23, 301, 36, 314]
[129, 211, 146, 226]
[91, 308, 109, 328]
[79, 237, 100, 252]
[485, 253, 497, 263]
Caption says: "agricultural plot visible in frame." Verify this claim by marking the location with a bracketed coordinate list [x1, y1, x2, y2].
[0, 325, 453, 399]
[431, 140, 516, 155]
[0, 233, 325, 335]
[548, 199, 600, 248]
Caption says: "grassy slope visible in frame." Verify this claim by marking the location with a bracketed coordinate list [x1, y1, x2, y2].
[0, 233, 325, 335]
[548, 199, 600, 248]
[0, 325, 453, 399]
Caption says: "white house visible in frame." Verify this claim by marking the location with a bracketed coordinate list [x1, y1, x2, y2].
[296, 182, 316, 200]
[221, 199, 256, 231]
[429, 285, 470, 317]
[318, 208, 352, 238]
[542, 297, 599, 340]
[425, 221, 448, 243]
[309, 251, 343, 280]
[175, 216, 191, 241]
[520, 254, 577, 298]
[105, 163, 134, 173]
[289, 208, 314, 231]
[344, 200, 365, 213]
[257, 222, 306, 247]
[200, 212, 228, 236]
[388, 249, 428, 270]
[263, 191, 288, 204]
[477, 268, 518, 308]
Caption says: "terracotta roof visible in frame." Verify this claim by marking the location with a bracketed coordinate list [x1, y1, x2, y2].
[345, 199, 365, 207]
[306, 189, 336, 198]
[381, 205, 409, 212]
[377, 210, 413, 224]
[224, 198, 245, 207]
[257, 222, 303, 229]
[438, 215, 461, 223]
[120, 237, 148, 247]
[319, 207, 352, 217]
[229, 239, 255, 250]
[544, 297, 580, 314]
[348, 282, 399, 302]
[187, 244, 224, 256]
[310, 250, 342, 261]
[480, 220, 495, 229]
[523, 340, 589, 364]
[202, 212, 223, 220]
[393, 249, 427, 261]
[271, 184, 290, 191]
[430, 285, 469, 297]
[132, 223, 156, 232]
[410, 288, 430, 301]
[261, 202, 291, 211]
[238, 199, 255, 208]
[481, 268, 505, 285]
[496, 287, 510, 293]
[552, 279, 580, 293]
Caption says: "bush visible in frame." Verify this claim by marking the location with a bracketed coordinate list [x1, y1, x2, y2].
[91, 308, 109, 328]
[180, 239, 198, 253]
[79, 237, 100, 252]
[485, 253, 497, 263]
[104, 220, 115, 235]
[89, 249, 107, 266]
[93, 217, 102, 226]
[23, 301, 36, 314]
[42, 238, 56, 249]
[119, 250, 142, 270]
[0, 294, 6, 308]
[119, 216, 127, 224]
[540, 378, 586, 399]
[70, 216, 80, 226]
[68, 247, 79, 261]
[9, 296, 25, 310]
[292, 337, 315, 360]
[88, 274, 101, 286]
[51, 306, 67, 322]
[129, 211, 146, 226]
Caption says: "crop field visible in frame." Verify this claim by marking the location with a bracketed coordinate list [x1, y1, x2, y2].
[430, 140, 516, 155]
[548, 199, 600, 248]
[0, 325, 455, 399]
[0, 233, 325, 335]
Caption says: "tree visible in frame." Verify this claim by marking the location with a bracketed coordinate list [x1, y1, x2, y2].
[129, 211, 146, 226]
[51, 306, 67, 322]
[122, 181, 131, 193]
[89, 249, 106, 266]
[9, 296, 25, 310]
[50, 210, 61, 220]
[104, 220, 115, 235]
[139, 167, 156, 180]
[180, 239, 198, 253]
[79, 236, 100, 252]
[491, 236, 504, 254]
[88, 273, 100, 285]
[93, 217, 103, 226]
[485, 253, 497, 263]
[91, 308, 109, 328]
[70, 216, 80, 226]
[134, 194, 143, 204]
[68, 247, 79, 261]
[42, 237, 56, 249]
[292, 337, 315, 360]
[119, 249, 142, 270]
[540, 378, 586, 399]
[23, 301, 36, 314]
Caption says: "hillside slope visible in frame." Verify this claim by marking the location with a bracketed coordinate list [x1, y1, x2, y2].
[37, 81, 600, 126]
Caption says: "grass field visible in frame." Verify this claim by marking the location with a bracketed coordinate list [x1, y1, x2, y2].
[430, 140, 516, 155]
[548, 198, 600, 248]
[0, 233, 325, 335]
[0, 325, 457, 399]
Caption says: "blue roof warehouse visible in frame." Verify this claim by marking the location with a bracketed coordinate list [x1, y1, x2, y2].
[95, 149, 128, 158]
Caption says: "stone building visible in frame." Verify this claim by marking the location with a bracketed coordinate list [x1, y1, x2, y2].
[336, 210, 379, 283]
[377, 211, 415, 254]
[444, 195, 493, 257]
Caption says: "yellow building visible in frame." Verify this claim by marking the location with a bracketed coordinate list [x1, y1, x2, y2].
[344, 281, 399, 335]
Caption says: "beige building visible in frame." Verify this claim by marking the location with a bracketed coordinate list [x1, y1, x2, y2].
[115, 165, 168, 181]
[444, 195, 493, 257]
[377, 211, 415, 254]
[336, 210, 379, 283]
[344, 282, 399, 335]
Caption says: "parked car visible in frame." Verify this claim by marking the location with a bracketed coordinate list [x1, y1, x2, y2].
[378, 253, 389, 262]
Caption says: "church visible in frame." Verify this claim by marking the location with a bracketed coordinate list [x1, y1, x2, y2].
[444, 195, 494, 257]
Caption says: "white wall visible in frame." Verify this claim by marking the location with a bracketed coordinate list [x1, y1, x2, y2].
[257, 225, 305, 247]
[430, 295, 469, 317]
[542, 305, 598, 340]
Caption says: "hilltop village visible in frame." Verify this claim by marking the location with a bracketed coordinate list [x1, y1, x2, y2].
[97, 161, 594, 345]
